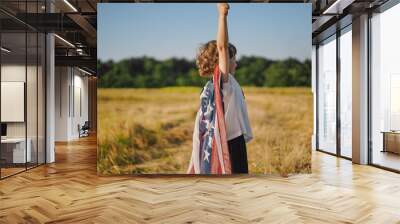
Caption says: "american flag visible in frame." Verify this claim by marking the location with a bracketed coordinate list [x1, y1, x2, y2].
[187, 66, 231, 174]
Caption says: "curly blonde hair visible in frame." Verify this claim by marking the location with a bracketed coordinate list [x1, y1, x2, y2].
[196, 40, 237, 77]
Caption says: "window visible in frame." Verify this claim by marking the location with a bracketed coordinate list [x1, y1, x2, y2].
[317, 34, 337, 154]
[370, 2, 400, 171]
[339, 26, 352, 158]
[0, 1, 46, 179]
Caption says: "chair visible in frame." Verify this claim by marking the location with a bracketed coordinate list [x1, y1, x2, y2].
[78, 121, 90, 138]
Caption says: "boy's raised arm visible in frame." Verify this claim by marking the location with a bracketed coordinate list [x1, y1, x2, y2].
[217, 3, 230, 83]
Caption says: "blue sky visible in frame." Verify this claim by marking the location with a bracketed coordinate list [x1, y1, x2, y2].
[98, 3, 311, 62]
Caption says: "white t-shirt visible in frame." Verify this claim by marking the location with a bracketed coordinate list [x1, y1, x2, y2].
[221, 74, 253, 142]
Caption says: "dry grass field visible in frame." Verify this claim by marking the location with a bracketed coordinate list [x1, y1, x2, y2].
[97, 87, 313, 176]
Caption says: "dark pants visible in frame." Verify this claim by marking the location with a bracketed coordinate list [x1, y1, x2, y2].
[228, 135, 248, 174]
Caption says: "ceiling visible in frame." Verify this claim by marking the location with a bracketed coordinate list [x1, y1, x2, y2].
[0, 0, 98, 74]
[311, 0, 390, 43]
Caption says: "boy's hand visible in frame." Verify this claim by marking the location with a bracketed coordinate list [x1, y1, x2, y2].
[217, 3, 229, 16]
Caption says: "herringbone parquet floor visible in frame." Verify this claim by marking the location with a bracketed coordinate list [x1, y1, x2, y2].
[1, 135, 400, 224]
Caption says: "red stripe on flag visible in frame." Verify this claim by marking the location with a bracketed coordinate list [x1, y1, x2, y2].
[188, 164, 194, 174]
[213, 66, 231, 174]
[210, 136, 220, 174]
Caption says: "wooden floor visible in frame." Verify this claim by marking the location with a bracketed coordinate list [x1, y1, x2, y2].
[0, 167, 26, 178]
[372, 150, 400, 171]
[1, 135, 400, 223]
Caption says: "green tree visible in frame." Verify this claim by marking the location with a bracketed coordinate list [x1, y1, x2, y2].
[97, 56, 310, 88]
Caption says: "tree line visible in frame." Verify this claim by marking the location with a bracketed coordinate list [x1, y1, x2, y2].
[97, 56, 311, 88]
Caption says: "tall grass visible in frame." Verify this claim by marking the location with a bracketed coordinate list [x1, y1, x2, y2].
[97, 87, 312, 176]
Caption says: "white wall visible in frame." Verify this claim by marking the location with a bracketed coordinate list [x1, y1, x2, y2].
[55, 67, 89, 141]
[72, 71, 89, 138]
[55, 66, 69, 141]
[1, 63, 46, 164]
[1, 65, 26, 81]
[1, 65, 26, 132]
[1, 65, 37, 138]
